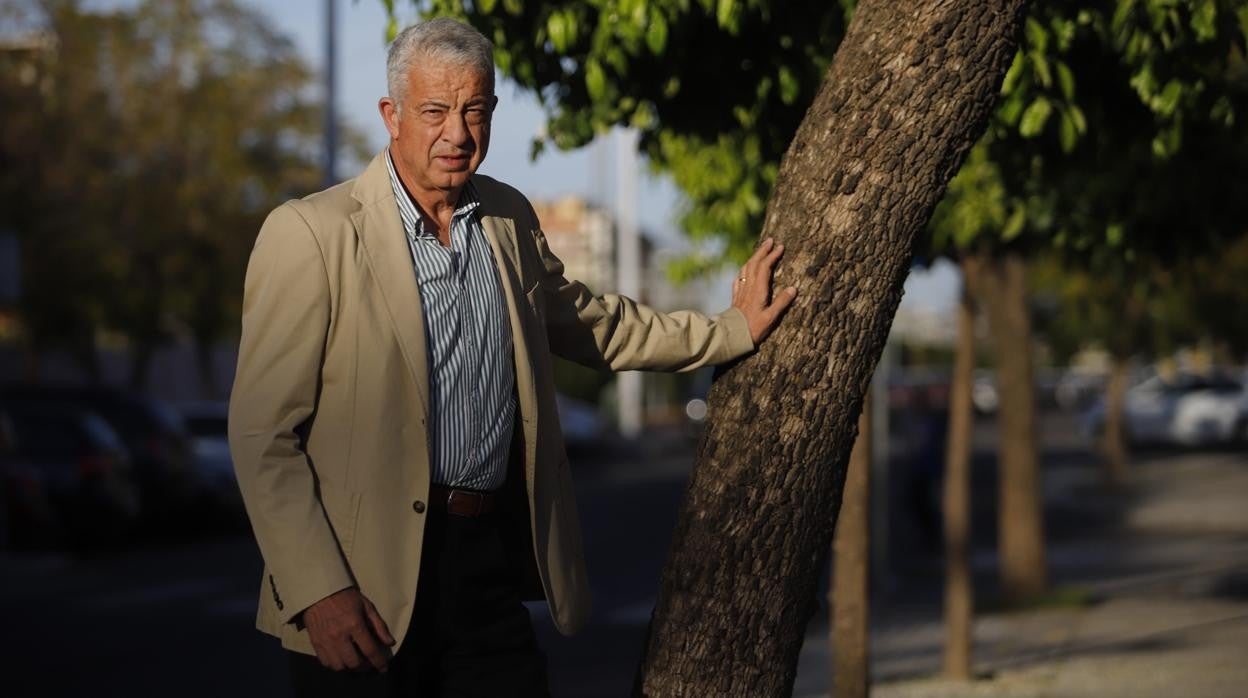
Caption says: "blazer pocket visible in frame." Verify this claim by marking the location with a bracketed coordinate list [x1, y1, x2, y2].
[318, 483, 362, 558]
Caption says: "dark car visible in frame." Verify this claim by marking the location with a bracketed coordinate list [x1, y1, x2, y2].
[178, 401, 246, 527]
[0, 385, 195, 524]
[0, 417, 58, 549]
[0, 403, 140, 548]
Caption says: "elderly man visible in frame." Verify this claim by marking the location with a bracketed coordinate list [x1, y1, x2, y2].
[229, 17, 796, 697]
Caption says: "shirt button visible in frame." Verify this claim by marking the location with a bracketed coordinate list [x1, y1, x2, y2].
[412, 500, 426, 514]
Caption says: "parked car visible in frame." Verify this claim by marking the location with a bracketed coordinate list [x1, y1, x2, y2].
[0, 385, 196, 523]
[1082, 373, 1248, 447]
[0, 403, 140, 548]
[0, 417, 58, 549]
[177, 401, 244, 525]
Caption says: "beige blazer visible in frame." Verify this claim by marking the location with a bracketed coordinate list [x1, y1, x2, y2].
[228, 151, 754, 655]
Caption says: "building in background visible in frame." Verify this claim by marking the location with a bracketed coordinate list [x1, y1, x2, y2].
[531, 195, 718, 315]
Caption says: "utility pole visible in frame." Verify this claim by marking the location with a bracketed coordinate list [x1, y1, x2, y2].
[322, 0, 338, 187]
[615, 129, 642, 438]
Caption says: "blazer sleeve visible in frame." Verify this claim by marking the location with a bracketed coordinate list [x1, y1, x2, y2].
[522, 204, 756, 372]
[228, 202, 354, 625]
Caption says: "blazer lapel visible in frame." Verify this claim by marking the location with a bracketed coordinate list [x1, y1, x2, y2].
[350, 153, 430, 420]
[479, 210, 539, 477]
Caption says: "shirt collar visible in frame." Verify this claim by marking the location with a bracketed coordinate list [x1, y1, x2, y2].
[384, 148, 480, 240]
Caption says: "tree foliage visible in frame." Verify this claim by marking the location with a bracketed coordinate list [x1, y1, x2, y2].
[932, 0, 1248, 266]
[0, 0, 366, 384]
[411, 0, 852, 272]
[404, 1, 1248, 277]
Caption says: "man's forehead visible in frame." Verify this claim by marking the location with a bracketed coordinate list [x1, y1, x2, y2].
[406, 61, 493, 95]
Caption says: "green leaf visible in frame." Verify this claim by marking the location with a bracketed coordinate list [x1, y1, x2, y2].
[585, 59, 606, 102]
[1001, 50, 1025, 96]
[646, 12, 668, 54]
[1031, 51, 1052, 88]
[1106, 222, 1124, 247]
[716, 0, 737, 32]
[1003, 205, 1026, 241]
[1191, 0, 1216, 41]
[502, 0, 522, 16]
[732, 104, 753, 127]
[778, 65, 799, 104]
[1152, 79, 1182, 117]
[478, 0, 497, 12]
[1059, 109, 1078, 152]
[1112, 0, 1137, 34]
[662, 76, 680, 98]
[547, 12, 570, 52]
[1024, 17, 1049, 53]
[1019, 96, 1053, 137]
[998, 92, 1026, 125]
[1056, 61, 1075, 101]
[1069, 104, 1087, 133]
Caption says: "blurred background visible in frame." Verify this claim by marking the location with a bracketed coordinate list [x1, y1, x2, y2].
[1, 0, 1247, 696]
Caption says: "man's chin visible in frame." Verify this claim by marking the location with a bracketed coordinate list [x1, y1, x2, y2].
[437, 171, 474, 191]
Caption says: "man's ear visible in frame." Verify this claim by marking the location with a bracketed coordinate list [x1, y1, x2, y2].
[378, 97, 400, 140]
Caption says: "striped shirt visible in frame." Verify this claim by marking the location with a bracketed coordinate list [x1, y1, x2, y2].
[385, 150, 516, 491]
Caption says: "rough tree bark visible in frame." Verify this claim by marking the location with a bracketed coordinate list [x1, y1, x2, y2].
[979, 253, 1046, 602]
[831, 398, 871, 698]
[633, 2, 1032, 694]
[942, 255, 980, 680]
[1102, 355, 1130, 488]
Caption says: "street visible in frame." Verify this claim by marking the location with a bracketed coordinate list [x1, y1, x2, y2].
[2, 417, 1247, 696]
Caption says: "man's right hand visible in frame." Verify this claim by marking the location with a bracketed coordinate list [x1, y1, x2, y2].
[300, 587, 396, 672]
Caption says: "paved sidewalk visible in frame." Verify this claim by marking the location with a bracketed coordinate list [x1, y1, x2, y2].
[795, 451, 1248, 698]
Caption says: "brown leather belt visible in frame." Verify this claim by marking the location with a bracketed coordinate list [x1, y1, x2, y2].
[429, 483, 498, 517]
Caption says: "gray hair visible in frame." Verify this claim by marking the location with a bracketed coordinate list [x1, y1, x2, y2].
[386, 18, 495, 106]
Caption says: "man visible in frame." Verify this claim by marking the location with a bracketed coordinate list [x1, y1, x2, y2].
[228, 17, 796, 697]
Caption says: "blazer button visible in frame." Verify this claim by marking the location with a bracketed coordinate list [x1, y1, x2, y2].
[412, 500, 426, 514]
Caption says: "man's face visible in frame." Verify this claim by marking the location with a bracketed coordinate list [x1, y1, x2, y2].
[380, 60, 496, 199]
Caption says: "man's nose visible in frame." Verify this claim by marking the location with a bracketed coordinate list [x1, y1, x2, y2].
[442, 112, 472, 148]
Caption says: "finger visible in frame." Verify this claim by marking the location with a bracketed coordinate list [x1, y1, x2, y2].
[340, 637, 364, 671]
[325, 644, 349, 672]
[312, 641, 336, 670]
[742, 237, 772, 277]
[312, 632, 350, 672]
[759, 242, 785, 275]
[365, 601, 396, 646]
[353, 630, 390, 673]
[767, 286, 799, 317]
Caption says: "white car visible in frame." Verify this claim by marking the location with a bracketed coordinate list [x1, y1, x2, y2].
[1083, 374, 1248, 447]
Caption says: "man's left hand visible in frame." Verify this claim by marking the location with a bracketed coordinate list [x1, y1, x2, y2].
[731, 237, 798, 344]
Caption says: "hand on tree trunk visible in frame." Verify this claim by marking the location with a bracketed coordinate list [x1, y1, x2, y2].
[730, 237, 799, 344]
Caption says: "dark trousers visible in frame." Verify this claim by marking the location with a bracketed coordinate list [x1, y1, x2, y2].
[288, 508, 550, 697]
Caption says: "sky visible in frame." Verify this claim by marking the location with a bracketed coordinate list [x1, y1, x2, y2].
[243, 0, 958, 313]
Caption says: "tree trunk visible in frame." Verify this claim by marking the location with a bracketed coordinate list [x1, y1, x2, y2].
[942, 256, 979, 680]
[1102, 355, 1130, 488]
[831, 398, 871, 698]
[980, 253, 1046, 603]
[633, 2, 1031, 694]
